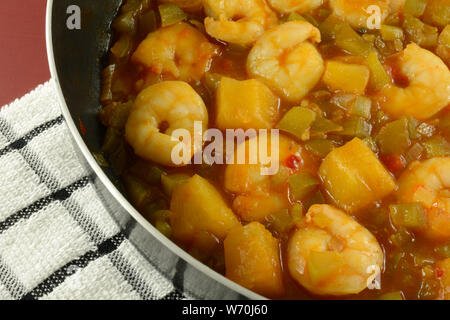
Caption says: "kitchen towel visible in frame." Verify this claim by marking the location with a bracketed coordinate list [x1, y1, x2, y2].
[0, 79, 241, 300]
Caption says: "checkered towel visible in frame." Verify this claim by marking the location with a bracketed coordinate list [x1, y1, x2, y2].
[0, 80, 242, 300]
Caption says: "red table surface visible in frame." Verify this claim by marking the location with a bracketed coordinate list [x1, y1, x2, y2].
[0, 0, 50, 107]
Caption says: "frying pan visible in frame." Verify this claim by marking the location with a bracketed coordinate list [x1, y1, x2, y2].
[45, 0, 265, 300]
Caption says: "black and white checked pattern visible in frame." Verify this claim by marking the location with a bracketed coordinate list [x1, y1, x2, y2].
[0, 80, 190, 300]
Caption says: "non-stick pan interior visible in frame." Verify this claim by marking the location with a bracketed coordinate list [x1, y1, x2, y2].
[52, 0, 122, 184]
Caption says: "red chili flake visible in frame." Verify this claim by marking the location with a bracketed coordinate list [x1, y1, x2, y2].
[79, 118, 87, 136]
[285, 155, 300, 170]
[436, 267, 444, 278]
[382, 154, 406, 173]
[414, 184, 427, 192]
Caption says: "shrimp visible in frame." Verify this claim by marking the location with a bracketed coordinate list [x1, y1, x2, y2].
[329, 0, 391, 29]
[203, 0, 278, 46]
[247, 21, 325, 103]
[396, 158, 450, 240]
[125, 81, 208, 167]
[224, 133, 317, 222]
[287, 204, 384, 296]
[132, 22, 219, 82]
[159, 0, 203, 12]
[377, 43, 450, 120]
[267, 0, 324, 14]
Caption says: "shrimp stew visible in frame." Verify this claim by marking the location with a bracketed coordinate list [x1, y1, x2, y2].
[99, 0, 450, 300]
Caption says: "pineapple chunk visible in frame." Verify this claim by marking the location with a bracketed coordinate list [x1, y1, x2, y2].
[437, 25, 450, 65]
[170, 175, 240, 242]
[215, 77, 280, 130]
[423, 0, 450, 28]
[319, 138, 396, 213]
[224, 222, 285, 297]
[323, 61, 370, 94]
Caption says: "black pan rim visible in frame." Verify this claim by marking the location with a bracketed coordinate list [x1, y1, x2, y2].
[44, 0, 264, 301]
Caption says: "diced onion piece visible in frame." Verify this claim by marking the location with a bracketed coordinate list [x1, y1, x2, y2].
[403, 0, 428, 17]
[277, 107, 317, 141]
[389, 203, 427, 230]
[335, 23, 373, 57]
[339, 116, 372, 138]
[305, 139, 337, 158]
[366, 51, 390, 91]
[158, 3, 187, 27]
[381, 25, 405, 41]
[288, 173, 320, 201]
[376, 118, 411, 155]
[422, 136, 450, 157]
[403, 14, 438, 48]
